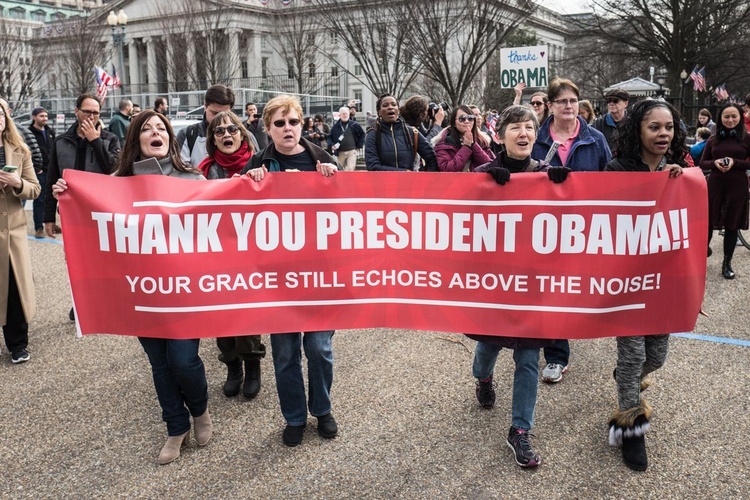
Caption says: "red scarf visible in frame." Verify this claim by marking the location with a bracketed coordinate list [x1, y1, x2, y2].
[198, 141, 253, 178]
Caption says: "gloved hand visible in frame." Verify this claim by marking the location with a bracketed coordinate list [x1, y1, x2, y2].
[487, 167, 511, 185]
[547, 166, 571, 183]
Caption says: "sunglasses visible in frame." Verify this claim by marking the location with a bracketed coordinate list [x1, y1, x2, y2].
[213, 125, 240, 136]
[273, 118, 301, 128]
[457, 115, 476, 123]
[530, 101, 545, 107]
[607, 98, 622, 104]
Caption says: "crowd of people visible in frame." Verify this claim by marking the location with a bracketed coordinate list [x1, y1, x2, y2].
[1, 77, 745, 471]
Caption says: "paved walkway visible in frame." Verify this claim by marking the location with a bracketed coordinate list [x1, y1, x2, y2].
[0, 226, 748, 498]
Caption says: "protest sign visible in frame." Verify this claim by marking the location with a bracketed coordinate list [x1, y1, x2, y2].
[499, 45, 549, 89]
[60, 169, 707, 339]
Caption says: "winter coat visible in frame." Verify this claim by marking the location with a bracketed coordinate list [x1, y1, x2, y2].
[43, 122, 119, 223]
[27, 124, 56, 172]
[0, 142, 41, 324]
[365, 117, 438, 171]
[433, 128, 493, 172]
[242, 136, 337, 173]
[244, 119, 269, 150]
[108, 111, 130, 142]
[591, 112, 621, 151]
[533, 115, 611, 171]
[328, 119, 365, 152]
[699, 133, 750, 230]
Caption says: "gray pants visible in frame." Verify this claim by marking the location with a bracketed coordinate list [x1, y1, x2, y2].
[615, 335, 669, 410]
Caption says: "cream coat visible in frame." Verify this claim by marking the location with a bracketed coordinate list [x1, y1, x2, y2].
[0, 141, 40, 324]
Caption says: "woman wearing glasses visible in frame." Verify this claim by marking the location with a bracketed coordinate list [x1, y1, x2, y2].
[531, 78, 611, 387]
[241, 95, 340, 448]
[53, 110, 212, 465]
[196, 111, 267, 401]
[513, 83, 549, 125]
[433, 105, 494, 172]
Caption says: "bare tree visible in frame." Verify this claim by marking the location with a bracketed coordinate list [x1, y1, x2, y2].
[266, 4, 337, 94]
[0, 17, 51, 104]
[402, 0, 536, 106]
[39, 14, 106, 97]
[150, 0, 242, 91]
[576, 0, 750, 94]
[310, 0, 422, 99]
[483, 27, 539, 111]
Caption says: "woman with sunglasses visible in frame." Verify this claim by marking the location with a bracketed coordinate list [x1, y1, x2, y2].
[365, 93, 438, 171]
[53, 110, 212, 465]
[513, 84, 550, 125]
[241, 95, 339, 448]
[197, 111, 267, 401]
[433, 105, 493, 172]
[531, 78, 611, 387]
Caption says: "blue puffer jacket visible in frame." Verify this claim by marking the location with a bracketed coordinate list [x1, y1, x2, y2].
[365, 117, 437, 171]
[532, 115, 611, 171]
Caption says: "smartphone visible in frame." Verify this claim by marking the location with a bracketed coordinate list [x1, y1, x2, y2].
[2, 165, 18, 173]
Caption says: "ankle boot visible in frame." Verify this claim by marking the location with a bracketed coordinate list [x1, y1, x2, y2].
[243, 358, 261, 399]
[722, 257, 735, 279]
[193, 410, 213, 446]
[157, 431, 190, 465]
[622, 434, 648, 471]
[223, 359, 243, 397]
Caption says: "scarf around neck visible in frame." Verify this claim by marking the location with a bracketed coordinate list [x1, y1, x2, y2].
[198, 141, 252, 178]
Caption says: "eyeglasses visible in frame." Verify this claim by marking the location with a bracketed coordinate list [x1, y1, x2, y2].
[530, 101, 545, 107]
[214, 125, 240, 137]
[78, 109, 100, 117]
[552, 98, 578, 107]
[272, 118, 301, 128]
[607, 98, 622, 104]
[457, 115, 476, 123]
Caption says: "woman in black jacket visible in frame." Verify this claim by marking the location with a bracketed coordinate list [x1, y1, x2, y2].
[604, 99, 684, 472]
[364, 93, 438, 171]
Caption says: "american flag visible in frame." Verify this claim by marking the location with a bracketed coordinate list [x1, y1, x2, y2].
[95, 66, 113, 99]
[714, 84, 729, 101]
[111, 64, 121, 88]
[689, 66, 706, 92]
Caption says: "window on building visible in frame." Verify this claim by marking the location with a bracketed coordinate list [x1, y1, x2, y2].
[354, 64, 362, 76]
[288, 66, 294, 79]
[329, 32, 337, 43]
[260, 36, 267, 49]
[261, 57, 268, 78]
[331, 65, 338, 77]
[241, 60, 248, 79]
[31, 10, 45, 22]
[9, 7, 25, 19]
[309, 63, 315, 78]
[354, 90, 362, 105]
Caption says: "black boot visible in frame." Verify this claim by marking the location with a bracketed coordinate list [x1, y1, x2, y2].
[223, 359, 243, 397]
[722, 257, 735, 279]
[242, 358, 261, 399]
[622, 434, 648, 471]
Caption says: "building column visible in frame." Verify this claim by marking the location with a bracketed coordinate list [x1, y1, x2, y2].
[186, 34, 196, 90]
[164, 35, 173, 92]
[128, 40, 140, 93]
[227, 29, 241, 85]
[144, 36, 158, 94]
[247, 31, 261, 78]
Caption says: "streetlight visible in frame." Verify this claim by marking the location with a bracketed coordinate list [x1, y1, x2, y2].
[654, 71, 667, 100]
[107, 9, 128, 94]
[679, 69, 688, 118]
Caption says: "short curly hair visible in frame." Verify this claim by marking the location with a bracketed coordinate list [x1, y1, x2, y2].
[400, 95, 428, 127]
[612, 100, 687, 164]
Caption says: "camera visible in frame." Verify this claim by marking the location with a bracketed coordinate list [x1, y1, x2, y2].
[253, 113, 262, 119]
[722, 157, 730, 166]
[428, 102, 451, 121]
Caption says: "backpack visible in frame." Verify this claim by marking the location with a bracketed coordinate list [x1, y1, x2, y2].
[186, 123, 201, 156]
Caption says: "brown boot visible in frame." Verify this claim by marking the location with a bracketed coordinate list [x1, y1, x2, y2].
[194, 410, 213, 446]
[157, 431, 190, 465]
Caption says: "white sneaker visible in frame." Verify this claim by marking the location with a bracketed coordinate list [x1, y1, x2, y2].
[541, 363, 568, 383]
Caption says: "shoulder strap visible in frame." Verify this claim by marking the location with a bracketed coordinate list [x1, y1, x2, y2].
[186, 125, 199, 155]
[412, 127, 418, 156]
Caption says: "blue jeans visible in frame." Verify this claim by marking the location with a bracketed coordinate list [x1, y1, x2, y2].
[33, 171, 46, 231]
[544, 339, 569, 366]
[270, 331, 334, 426]
[138, 338, 208, 436]
[473, 342, 540, 430]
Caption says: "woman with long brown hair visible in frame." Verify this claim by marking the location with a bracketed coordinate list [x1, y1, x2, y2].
[433, 104, 493, 172]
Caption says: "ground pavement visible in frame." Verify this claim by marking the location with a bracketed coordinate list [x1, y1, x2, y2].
[0, 214, 748, 498]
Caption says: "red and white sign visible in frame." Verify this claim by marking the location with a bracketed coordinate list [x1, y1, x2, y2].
[59, 169, 708, 339]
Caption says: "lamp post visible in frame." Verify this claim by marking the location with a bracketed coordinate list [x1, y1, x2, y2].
[107, 9, 128, 94]
[679, 69, 688, 119]
[655, 71, 667, 100]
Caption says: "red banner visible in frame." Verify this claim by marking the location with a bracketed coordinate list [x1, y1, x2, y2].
[59, 169, 707, 339]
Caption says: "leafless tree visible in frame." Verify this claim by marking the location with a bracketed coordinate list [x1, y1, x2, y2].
[483, 27, 539, 112]
[401, 0, 536, 106]
[0, 17, 49, 104]
[39, 14, 106, 97]
[266, 3, 337, 95]
[309, 0, 422, 100]
[150, 0, 242, 91]
[576, 0, 750, 94]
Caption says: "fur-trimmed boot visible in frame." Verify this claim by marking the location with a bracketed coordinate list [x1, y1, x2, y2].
[608, 399, 652, 471]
